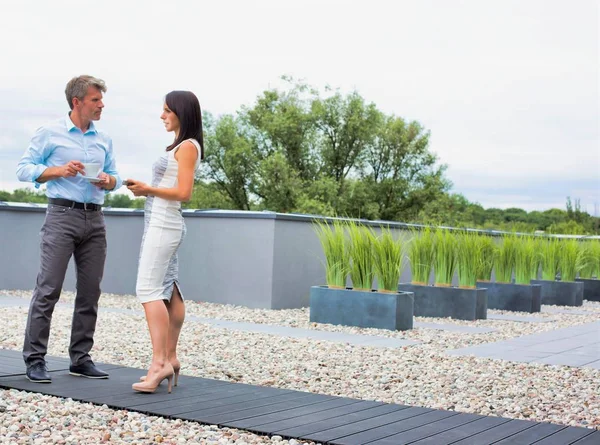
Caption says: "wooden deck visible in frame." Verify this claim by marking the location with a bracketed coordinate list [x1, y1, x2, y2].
[0, 349, 597, 444]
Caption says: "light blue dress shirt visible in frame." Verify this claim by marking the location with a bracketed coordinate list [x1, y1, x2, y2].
[16, 114, 122, 205]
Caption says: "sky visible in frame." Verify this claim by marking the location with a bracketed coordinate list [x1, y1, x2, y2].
[0, 0, 598, 213]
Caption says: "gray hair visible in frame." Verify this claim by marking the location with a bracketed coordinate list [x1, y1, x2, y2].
[65, 75, 107, 110]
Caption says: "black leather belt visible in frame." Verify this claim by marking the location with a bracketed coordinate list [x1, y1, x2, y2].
[48, 198, 102, 211]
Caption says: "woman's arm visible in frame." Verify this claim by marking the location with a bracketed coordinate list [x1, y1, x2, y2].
[127, 141, 198, 202]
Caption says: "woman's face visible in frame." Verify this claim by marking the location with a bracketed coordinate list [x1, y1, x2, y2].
[160, 103, 180, 133]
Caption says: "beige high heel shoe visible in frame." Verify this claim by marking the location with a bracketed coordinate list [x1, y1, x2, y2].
[140, 359, 180, 386]
[132, 365, 174, 394]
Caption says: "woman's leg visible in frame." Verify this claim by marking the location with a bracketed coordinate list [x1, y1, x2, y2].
[139, 286, 185, 384]
[165, 284, 185, 383]
[142, 299, 171, 370]
[132, 299, 174, 392]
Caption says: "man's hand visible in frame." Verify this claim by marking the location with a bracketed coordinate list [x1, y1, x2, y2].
[60, 160, 84, 177]
[93, 172, 115, 190]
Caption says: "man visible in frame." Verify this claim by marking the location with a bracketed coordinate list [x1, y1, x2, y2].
[16, 75, 122, 383]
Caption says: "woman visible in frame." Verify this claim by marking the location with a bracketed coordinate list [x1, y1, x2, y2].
[126, 90, 203, 393]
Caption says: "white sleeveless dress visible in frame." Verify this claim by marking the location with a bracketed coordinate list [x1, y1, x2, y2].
[136, 138, 201, 303]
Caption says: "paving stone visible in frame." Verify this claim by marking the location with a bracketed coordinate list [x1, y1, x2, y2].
[535, 354, 600, 367]
[487, 314, 555, 323]
[541, 307, 596, 315]
[446, 321, 600, 368]
[583, 360, 600, 370]
[414, 322, 496, 333]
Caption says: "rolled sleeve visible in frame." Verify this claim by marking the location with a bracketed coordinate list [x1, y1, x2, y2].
[16, 127, 49, 188]
[103, 138, 122, 192]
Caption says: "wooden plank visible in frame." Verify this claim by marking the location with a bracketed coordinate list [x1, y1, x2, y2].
[0, 373, 85, 388]
[0, 349, 26, 360]
[0, 348, 70, 365]
[570, 430, 600, 444]
[127, 382, 286, 409]
[0, 379, 77, 398]
[343, 413, 482, 445]
[0, 348, 116, 371]
[66, 369, 234, 406]
[169, 390, 320, 418]
[133, 387, 297, 415]
[228, 397, 360, 430]
[493, 423, 566, 444]
[0, 366, 132, 391]
[409, 416, 513, 445]
[92, 379, 234, 407]
[0, 355, 70, 373]
[181, 393, 336, 425]
[0, 363, 27, 374]
[0, 354, 25, 363]
[250, 400, 384, 436]
[324, 407, 434, 445]
[304, 407, 451, 444]
[533, 427, 597, 445]
[452, 420, 541, 444]
[275, 404, 409, 439]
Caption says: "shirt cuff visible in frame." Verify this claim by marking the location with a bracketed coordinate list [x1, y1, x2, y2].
[106, 174, 123, 193]
[32, 165, 48, 189]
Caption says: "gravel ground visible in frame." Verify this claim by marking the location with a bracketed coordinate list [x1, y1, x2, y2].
[1, 289, 599, 444]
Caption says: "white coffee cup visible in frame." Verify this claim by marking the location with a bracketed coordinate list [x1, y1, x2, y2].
[82, 162, 101, 178]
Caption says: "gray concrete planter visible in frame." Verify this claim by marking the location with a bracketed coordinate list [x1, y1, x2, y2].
[531, 280, 583, 306]
[397, 283, 487, 320]
[309, 286, 414, 331]
[575, 278, 600, 302]
[476, 281, 541, 313]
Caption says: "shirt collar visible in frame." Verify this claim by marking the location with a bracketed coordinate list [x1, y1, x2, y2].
[65, 113, 98, 134]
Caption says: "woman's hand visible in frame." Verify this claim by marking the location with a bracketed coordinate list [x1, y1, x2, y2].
[126, 179, 150, 197]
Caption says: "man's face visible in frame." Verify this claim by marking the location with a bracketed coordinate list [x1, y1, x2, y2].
[74, 86, 104, 121]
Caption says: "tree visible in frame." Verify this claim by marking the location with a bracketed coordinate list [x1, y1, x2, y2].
[362, 115, 449, 221]
[253, 152, 303, 213]
[105, 194, 134, 208]
[548, 220, 588, 235]
[200, 113, 257, 210]
[184, 181, 237, 210]
[9, 188, 47, 203]
[312, 91, 381, 186]
[242, 79, 318, 181]
[503, 207, 528, 223]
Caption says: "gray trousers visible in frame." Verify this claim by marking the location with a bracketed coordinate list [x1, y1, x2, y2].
[23, 204, 107, 367]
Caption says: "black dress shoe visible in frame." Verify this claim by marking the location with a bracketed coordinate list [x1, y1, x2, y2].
[26, 362, 51, 383]
[69, 361, 109, 379]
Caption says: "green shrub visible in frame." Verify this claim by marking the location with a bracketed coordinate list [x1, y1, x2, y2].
[579, 241, 600, 279]
[433, 229, 457, 286]
[514, 236, 538, 284]
[408, 227, 434, 285]
[476, 236, 496, 281]
[314, 219, 349, 288]
[559, 239, 586, 282]
[456, 231, 481, 288]
[372, 227, 407, 292]
[347, 221, 375, 290]
[495, 235, 518, 283]
[539, 238, 561, 281]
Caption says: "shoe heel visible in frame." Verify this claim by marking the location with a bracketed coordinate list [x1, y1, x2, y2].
[167, 374, 173, 393]
[174, 369, 179, 387]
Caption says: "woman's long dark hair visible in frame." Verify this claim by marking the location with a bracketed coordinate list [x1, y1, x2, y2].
[165, 90, 204, 160]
